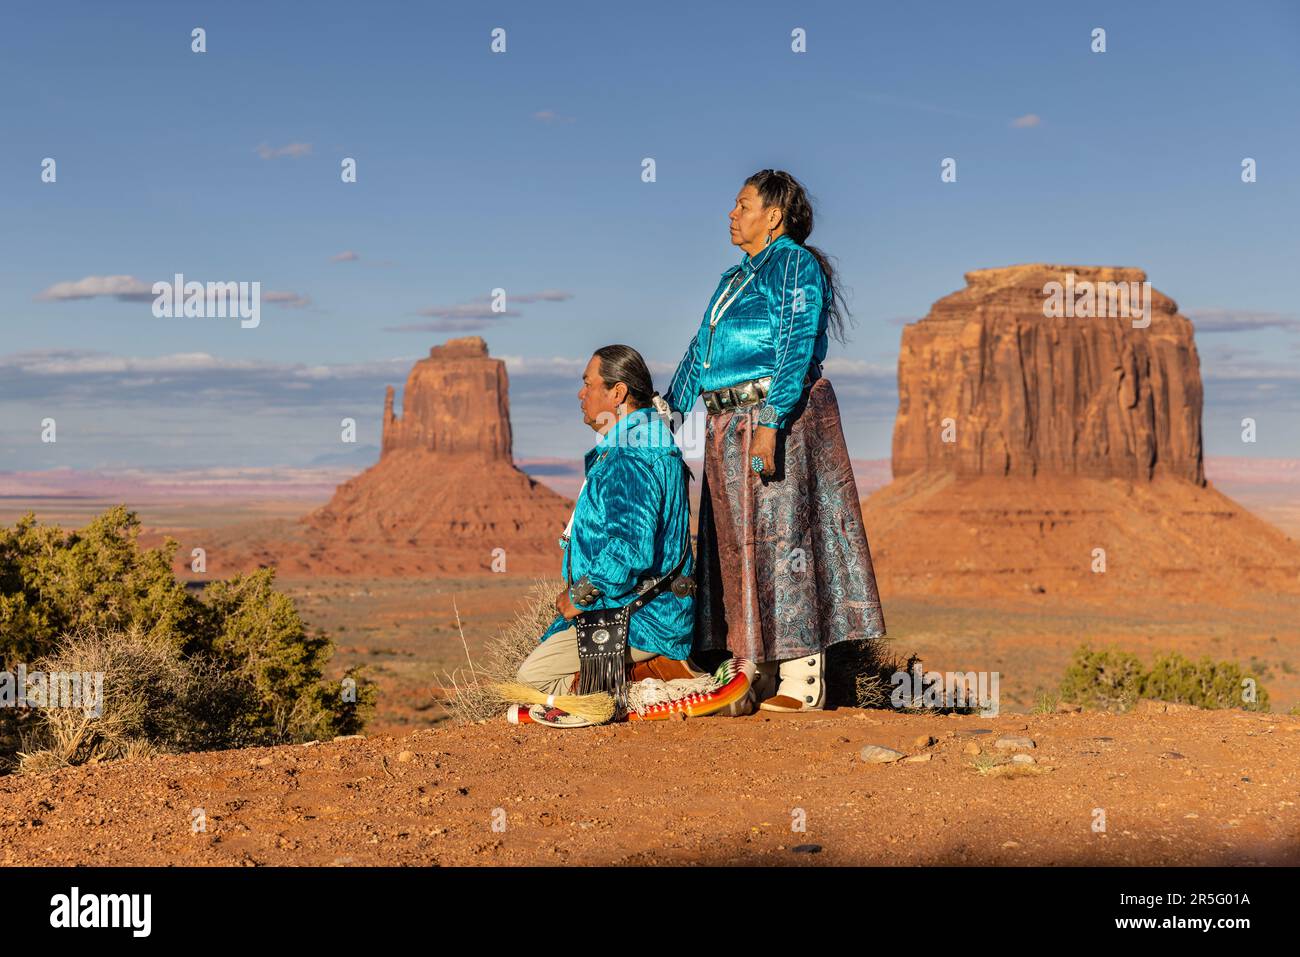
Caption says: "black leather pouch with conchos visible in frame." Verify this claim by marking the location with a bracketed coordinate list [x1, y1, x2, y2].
[574, 604, 631, 705]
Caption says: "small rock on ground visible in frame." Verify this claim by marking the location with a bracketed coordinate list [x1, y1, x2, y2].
[860, 745, 905, 764]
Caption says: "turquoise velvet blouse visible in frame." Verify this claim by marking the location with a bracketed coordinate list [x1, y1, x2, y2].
[538, 406, 694, 659]
[665, 233, 829, 429]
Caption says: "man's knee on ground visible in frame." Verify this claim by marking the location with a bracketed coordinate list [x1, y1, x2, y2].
[515, 641, 578, 696]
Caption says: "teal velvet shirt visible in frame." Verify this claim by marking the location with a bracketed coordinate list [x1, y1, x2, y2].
[538, 406, 695, 659]
[666, 233, 829, 429]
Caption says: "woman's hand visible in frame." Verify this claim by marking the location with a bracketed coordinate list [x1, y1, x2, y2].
[750, 425, 778, 478]
[556, 588, 580, 620]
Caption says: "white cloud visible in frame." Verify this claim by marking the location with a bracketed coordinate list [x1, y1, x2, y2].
[386, 318, 500, 333]
[822, 357, 896, 379]
[500, 354, 681, 378]
[262, 291, 312, 308]
[0, 348, 407, 381]
[34, 275, 154, 302]
[512, 290, 574, 303]
[1187, 309, 1300, 333]
[415, 289, 573, 318]
[255, 142, 313, 159]
[413, 303, 518, 321]
[35, 277, 312, 309]
[387, 290, 575, 332]
[1201, 356, 1300, 381]
[501, 355, 588, 377]
[1011, 113, 1041, 128]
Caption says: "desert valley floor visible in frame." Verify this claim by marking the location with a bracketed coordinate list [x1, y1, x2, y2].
[2, 486, 1298, 866]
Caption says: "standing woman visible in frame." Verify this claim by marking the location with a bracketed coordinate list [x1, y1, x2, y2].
[665, 169, 886, 712]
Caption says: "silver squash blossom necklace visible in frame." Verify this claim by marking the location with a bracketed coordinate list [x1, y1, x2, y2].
[703, 236, 772, 370]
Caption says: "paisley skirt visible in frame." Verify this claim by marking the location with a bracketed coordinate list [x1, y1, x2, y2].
[693, 376, 886, 663]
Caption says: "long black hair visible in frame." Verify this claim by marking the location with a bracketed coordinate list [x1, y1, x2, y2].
[593, 344, 655, 408]
[744, 168, 852, 343]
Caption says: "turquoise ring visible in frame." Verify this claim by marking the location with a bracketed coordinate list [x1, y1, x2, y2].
[751, 455, 765, 474]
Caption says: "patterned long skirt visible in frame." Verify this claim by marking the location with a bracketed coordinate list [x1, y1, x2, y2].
[693, 376, 886, 663]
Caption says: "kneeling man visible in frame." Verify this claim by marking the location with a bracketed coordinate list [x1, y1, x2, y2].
[516, 344, 700, 698]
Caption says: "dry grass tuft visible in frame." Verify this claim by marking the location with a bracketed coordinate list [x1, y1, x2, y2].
[441, 579, 562, 725]
[17, 624, 200, 774]
[972, 756, 1052, 777]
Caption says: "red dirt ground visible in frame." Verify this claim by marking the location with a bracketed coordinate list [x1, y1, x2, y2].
[2, 703, 1296, 866]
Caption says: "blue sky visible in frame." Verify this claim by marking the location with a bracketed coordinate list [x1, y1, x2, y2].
[2, 0, 1298, 471]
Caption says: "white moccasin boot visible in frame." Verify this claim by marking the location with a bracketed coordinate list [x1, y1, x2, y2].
[758, 653, 824, 712]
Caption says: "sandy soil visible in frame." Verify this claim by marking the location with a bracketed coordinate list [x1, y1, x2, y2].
[2, 703, 1296, 867]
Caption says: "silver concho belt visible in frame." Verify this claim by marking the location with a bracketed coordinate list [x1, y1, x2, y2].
[701, 376, 773, 414]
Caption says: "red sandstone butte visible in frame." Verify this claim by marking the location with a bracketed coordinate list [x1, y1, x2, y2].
[863, 265, 1300, 601]
[380, 337, 513, 460]
[169, 337, 574, 577]
[891, 265, 1203, 483]
[301, 337, 572, 573]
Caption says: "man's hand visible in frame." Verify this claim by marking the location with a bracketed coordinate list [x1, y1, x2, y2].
[750, 424, 778, 478]
[556, 588, 580, 620]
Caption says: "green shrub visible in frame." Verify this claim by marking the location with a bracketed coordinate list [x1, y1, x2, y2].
[0, 507, 374, 770]
[1142, 651, 1269, 712]
[1058, 644, 1270, 713]
[196, 568, 371, 743]
[0, 506, 193, 663]
[1057, 645, 1145, 712]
